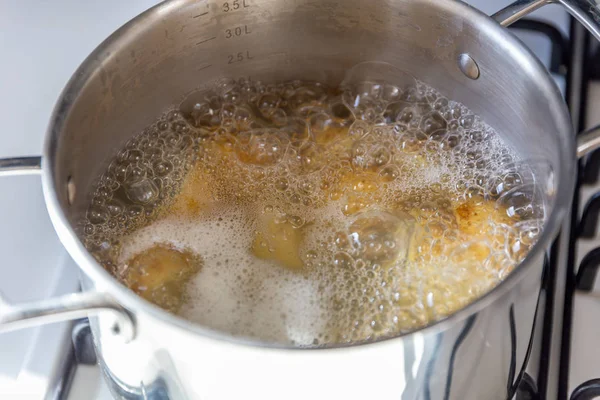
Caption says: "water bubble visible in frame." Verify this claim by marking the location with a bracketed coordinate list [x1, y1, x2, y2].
[296, 141, 325, 174]
[449, 105, 462, 119]
[396, 107, 418, 125]
[167, 110, 182, 121]
[468, 130, 486, 142]
[459, 115, 475, 129]
[349, 211, 414, 266]
[106, 200, 124, 216]
[420, 111, 447, 136]
[433, 97, 448, 110]
[333, 252, 355, 269]
[379, 165, 400, 182]
[95, 186, 112, 201]
[153, 160, 173, 177]
[466, 150, 481, 161]
[359, 107, 378, 122]
[372, 147, 391, 167]
[275, 178, 289, 191]
[109, 162, 129, 181]
[173, 121, 190, 134]
[399, 130, 423, 153]
[270, 108, 288, 127]
[258, 93, 280, 117]
[126, 166, 146, 182]
[236, 131, 285, 166]
[87, 205, 109, 225]
[348, 120, 370, 138]
[82, 224, 96, 237]
[289, 215, 305, 228]
[220, 103, 236, 120]
[487, 171, 525, 197]
[127, 150, 144, 163]
[331, 102, 352, 120]
[496, 184, 544, 220]
[401, 87, 427, 104]
[309, 113, 335, 136]
[125, 178, 159, 204]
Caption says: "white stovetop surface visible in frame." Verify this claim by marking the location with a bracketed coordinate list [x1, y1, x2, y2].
[0, 1, 591, 399]
[0, 1, 158, 399]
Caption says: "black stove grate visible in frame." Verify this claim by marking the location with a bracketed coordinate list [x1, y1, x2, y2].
[571, 379, 600, 400]
[507, 18, 572, 400]
[511, 15, 600, 400]
[560, 16, 600, 400]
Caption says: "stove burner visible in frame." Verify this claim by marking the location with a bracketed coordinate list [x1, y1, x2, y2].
[570, 379, 600, 400]
[578, 192, 600, 238]
[516, 373, 540, 400]
[576, 247, 600, 291]
[581, 150, 600, 185]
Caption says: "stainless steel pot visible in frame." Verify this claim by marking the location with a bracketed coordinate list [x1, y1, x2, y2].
[2, 0, 600, 399]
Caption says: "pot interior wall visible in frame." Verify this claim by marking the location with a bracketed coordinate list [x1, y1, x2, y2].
[49, 0, 571, 242]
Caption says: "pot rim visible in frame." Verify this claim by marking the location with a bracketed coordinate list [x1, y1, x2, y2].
[41, 0, 576, 350]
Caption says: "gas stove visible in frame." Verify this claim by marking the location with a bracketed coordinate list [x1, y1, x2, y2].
[0, 1, 599, 399]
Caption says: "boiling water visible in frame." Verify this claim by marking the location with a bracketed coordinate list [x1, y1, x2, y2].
[82, 72, 547, 346]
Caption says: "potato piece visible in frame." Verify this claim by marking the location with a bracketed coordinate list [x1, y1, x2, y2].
[168, 138, 238, 218]
[124, 244, 202, 312]
[332, 171, 384, 216]
[252, 211, 304, 271]
[407, 196, 515, 265]
[454, 196, 512, 236]
[169, 167, 214, 218]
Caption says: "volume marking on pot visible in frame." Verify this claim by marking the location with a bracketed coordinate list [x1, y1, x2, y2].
[197, 64, 213, 72]
[196, 36, 217, 45]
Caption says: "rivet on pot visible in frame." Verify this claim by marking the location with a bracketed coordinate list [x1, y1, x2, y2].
[458, 53, 480, 80]
[67, 175, 76, 205]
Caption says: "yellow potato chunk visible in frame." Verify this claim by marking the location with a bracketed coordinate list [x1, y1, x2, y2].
[406, 195, 516, 265]
[333, 171, 384, 216]
[252, 210, 304, 271]
[169, 167, 214, 218]
[454, 196, 512, 236]
[124, 244, 202, 312]
[168, 138, 240, 218]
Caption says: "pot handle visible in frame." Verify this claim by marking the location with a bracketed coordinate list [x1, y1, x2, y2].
[0, 156, 43, 176]
[0, 291, 134, 341]
[577, 125, 600, 158]
[493, 1, 600, 158]
[493, 0, 600, 43]
[0, 156, 135, 342]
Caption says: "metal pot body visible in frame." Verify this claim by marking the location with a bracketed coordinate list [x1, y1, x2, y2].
[82, 256, 547, 400]
[5, 0, 600, 399]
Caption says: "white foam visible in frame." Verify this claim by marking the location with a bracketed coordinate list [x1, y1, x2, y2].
[119, 207, 327, 345]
